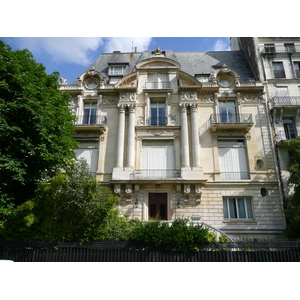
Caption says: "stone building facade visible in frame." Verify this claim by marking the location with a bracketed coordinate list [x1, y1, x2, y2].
[231, 37, 300, 199]
[60, 46, 286, 240]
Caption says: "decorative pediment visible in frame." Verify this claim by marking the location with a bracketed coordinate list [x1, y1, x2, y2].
[115, 72, 137, 88]
[178, 71, 202, 87]
[136, 57, 180, 70]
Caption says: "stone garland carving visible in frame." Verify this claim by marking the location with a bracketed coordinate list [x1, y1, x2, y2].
[102, 95, 118, 105]
[180, 91, 197, 101]
[119, 92, 135, 102]
[199, 94, 215, 103]
[239, 93, 264, 103]
[114, 184, 121, 195]
[137, 116, 145, 125]
[169, 113, 177, 125]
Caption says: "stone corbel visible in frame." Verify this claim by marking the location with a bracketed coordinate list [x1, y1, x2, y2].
[125, 184, 132, 202]
[114, 184, 121, 196]
[195, 185, 202, 203]
[184, 184, 190, 202]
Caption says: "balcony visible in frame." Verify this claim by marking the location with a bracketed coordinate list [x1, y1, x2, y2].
[74, 115, 107, 133]
[270, 96, 300, 109]
[132, 169, 181, 180]
[146, 117, 168, 126]
[220, 172, 250, 180]
[261, 45, 300, 54]
[275, 130, 298, 145]
[143, 82, 171, 90]
[210, 114, 254, 132]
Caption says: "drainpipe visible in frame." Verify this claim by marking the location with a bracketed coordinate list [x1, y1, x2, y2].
[264, 81, 286, 228]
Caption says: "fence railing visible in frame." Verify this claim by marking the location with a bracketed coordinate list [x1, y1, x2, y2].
[132, 169, 181, 179]
[1, 240, 300, 262]
[210, 114, 253, 124]
[276, 130, 298, 143]
[143, 82, 171, 89]
[220, 172, 250, 180]
[74, 115, 107, 126]
[146, 117, 168, 126]
[260, 45, 300, 54]
[270, 96, 300, 108]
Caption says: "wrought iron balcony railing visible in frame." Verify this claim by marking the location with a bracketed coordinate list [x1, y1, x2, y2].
[220, 172, 250, 180]
[210, 114, 253, 124]
[275, 130, 298, 144]
[143, 82, 171, 89]
[74, 115, 107, 126]
[146, 117, 168, 126]
[270, 96, 300, 109]
[132, 169, 181, 179]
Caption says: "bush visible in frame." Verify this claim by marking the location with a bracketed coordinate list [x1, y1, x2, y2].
[130, 218, 209, 251]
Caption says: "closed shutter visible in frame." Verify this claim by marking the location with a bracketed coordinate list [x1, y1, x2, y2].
[218, 140, 249, 180]
[142, 140, 174, 178]
[74, 149, 98, 175]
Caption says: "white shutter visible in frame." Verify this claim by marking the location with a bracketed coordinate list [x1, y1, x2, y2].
[142, 140, 174, 178]
[74, 149, 98, 174]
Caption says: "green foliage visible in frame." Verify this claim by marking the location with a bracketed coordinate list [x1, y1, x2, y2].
[283, 137, 300, 238]
[130, 218, 209, 251]
[0, 40, 78, 210]
[207, 232, 217, 242]
[219, 235, 229, 243]
[0, 159, 119, 242]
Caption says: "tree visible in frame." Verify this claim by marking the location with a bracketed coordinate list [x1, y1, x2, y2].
[0, 159, 120, 242]
[0, 40, 78, 210]
[284, 136, 300, 238]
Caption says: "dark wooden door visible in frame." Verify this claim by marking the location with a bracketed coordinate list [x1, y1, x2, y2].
[149, 193, 167, 220]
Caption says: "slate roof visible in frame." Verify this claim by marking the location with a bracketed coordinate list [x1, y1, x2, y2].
[72, 49, 255, 84]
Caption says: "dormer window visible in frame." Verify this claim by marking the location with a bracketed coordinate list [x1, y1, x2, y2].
[108, 64, 127, 75]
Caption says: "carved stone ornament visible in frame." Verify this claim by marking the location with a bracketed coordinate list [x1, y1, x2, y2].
[114, 184, 121, 195]
[169, 113, 177, 125]
[119, 92, 135, 102]
[59, 76, 68, 85]
[70, 97, 78, 107]
[102, 95, 118, 105]
[180, 91, 197, 101]
[199, 94, 215, 103]
[87, 66, 98, 76]
[137, 116, 145, 125]
[184, 184, 191, 195]
[125, 185, 132, 195]
[239, 93, 264, 103]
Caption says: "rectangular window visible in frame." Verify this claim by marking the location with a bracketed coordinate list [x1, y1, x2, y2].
[147, 73, 169, 89]
[219, 100, 237, 123]
[223, 197, 253, 220]
[218, 139, 250, 180]
[74, 147, 99, 176]
[285, 43, 295, 53]
[150, 99, 166, 125]
[272, 62, 286, 78]
[83, 103, 97, 124]
[264, 44, 275, 53]
[142, 140, 174, 178]
[283, 118, 297, 140]
[293, 62, 300, 78]
[108, 65, 127, 75]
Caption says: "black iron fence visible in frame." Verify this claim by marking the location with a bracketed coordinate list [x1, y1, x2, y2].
[1, 240, 300, 262]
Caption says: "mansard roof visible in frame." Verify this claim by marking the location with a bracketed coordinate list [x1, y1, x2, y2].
[72, 49, 255, 84]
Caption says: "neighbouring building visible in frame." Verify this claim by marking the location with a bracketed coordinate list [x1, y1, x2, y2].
[60, 45, 286, 240]
[231, 37, 300, 199]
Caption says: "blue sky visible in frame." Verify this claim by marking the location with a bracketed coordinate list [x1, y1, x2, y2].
[1, 37, 230, 84]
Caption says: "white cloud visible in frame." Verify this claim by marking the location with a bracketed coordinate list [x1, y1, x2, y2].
[104, 37, 153, 53]
[212, 39, 230, 51]
[14, 37, 104, 65]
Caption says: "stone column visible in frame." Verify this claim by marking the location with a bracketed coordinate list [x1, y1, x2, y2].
[126, 104, 136, 168]
[190, 103, 201, 167]
[115, 104, 126, 168]
[180, 104, 190, 167]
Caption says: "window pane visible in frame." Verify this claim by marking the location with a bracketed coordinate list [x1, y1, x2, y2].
[223, 198, 229, 218]
[229, 198, 237, 218]
[246, 198, 253, 218]
[237, 198, 246, 218]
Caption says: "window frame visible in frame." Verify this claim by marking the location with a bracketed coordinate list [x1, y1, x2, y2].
[272, 62, 286, 78]
[223, 197, 254, 220]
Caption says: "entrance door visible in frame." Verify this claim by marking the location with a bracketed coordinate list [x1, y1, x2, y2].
[149, 193, 168, 220]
